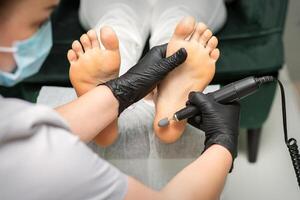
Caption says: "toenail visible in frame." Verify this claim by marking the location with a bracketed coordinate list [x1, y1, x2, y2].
[81, 35, 87, 41]
[205, 31, 212, 36]
[72, 42, 78, 48]
[73, 41, 82, 51]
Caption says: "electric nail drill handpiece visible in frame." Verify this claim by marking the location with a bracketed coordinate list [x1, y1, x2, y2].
[158, 76, 275, 127]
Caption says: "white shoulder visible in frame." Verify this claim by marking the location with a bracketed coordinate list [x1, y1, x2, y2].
[0, 98, 127, 200]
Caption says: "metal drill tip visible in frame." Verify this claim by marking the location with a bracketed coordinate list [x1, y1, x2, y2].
[158, 117, 170, 127]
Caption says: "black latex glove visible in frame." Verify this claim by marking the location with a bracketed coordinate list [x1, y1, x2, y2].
[105, 44, 187, 114]
[187, 92, 240, 162]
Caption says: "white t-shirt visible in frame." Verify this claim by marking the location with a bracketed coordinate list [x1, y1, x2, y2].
[0, 96, 127, 200]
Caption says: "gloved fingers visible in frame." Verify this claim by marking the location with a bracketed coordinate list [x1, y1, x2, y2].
[189, 92, 241, 112]
[188, 91, 215, 112]
[157, 47, 187, 73]
[230, 101, 240, 106]
[188, 91, 206, 104]
[188, 115, 202, 127]
[224, 101, 241, 122]
[185, 92, 195, 106]
[188, 91, 196, 100]
[223, 101, 240, 116]
[187, 118, 197, 128]
[150, 43, 168, 58]
[226, 101, 240, 110]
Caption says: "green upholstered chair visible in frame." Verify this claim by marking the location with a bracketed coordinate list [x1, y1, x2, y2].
[0, 0, 288, 162]
[214, 0, 288, 162]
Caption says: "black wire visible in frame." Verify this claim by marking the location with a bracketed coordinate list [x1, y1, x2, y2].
[275, 79, 300, 187]
[277, 80, 289, 143]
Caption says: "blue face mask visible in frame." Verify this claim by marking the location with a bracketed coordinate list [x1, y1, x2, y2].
[0, 20, 52, 87]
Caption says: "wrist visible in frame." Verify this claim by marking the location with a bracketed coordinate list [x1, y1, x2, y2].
[206, 144, 233, 171]
[199, 144, 233, 174]
[102, 78, 128, 114]
[204, 133, 237, 159]
[96, 85, 119, 111]
[204, 133, 237, 164]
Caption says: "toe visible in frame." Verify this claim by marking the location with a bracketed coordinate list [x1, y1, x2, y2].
[172, 16, 196, 40]
[190, 22, 207, 42]
[205, 36, 218, 53]
[100, 26, 119, 51]
[210, 48, 220, 61]
[199, 29, 213, 46]
[67, 49, 78, 63]
[72, 40, 84, 57]
[80, 34, 92, 51]
[87, 29, 100, 49]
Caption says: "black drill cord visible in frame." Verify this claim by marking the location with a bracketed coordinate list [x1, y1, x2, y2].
[276, 79, 300, 188]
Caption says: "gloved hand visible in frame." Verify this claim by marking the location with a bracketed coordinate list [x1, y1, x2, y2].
[104, 44, 187, 114]
[187, 92, 240, 163]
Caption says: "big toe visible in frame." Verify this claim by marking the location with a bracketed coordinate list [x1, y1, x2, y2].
[100, 26, 119, 51]
[172, 16, 196, 40]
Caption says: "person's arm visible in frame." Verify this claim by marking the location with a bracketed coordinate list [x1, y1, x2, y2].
[55, 46, 238, 199]
[0, 92, 234, 200]
[160, 145, 232, 200]
[125, 92, 240, 200]
[56, 44, 187, 142]
[55, 85, 118, 142]
[125, 144, 231, 200]
[58, 86, 232, 200]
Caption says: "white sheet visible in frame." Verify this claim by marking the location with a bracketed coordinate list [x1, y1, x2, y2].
[37, 85, 219, 189]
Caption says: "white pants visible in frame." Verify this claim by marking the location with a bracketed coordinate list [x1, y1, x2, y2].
[79, 0, 227, 75]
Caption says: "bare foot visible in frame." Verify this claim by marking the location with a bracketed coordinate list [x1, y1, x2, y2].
[68, 26, 120, 147]
[68, 27, 120, 96]
[153, 17, 220, 143]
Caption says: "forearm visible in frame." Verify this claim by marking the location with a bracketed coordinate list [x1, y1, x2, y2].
[55, 85, 118, 142]
[161, 144, 232, 200]
[125, 144, 232, 200]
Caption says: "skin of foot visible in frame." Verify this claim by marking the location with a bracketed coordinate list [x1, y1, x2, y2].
[153, 17, 220, 143]
[68, 26, 120, 147]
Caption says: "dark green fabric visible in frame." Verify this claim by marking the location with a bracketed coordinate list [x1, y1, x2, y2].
[0, 0, 288, 129]
[239, 80, 277, 128]
[215, 34, 284, 81]
[213, 0, 287, 82]
[213, 0, 288, 128]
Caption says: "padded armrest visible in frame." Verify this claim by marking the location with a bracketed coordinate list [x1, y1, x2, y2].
[218, 0, 288, 39]
[213, 0, 288, 82]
